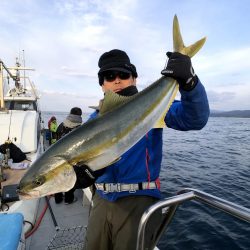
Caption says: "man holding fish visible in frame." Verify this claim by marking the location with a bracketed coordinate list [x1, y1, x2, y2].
[84, 43, 209, 250]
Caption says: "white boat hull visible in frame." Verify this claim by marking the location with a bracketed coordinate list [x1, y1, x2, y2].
[1, 137, 44, 234]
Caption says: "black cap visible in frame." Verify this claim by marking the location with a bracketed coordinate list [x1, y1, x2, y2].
[98, 49, 137, 77]
[70, 107, 82, 116]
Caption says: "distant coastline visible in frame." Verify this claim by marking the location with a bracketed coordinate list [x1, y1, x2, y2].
[210, 110, 250, 118]
[42, 110, 250, 119]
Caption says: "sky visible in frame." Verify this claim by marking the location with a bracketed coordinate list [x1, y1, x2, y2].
[0, 0, 250, 112]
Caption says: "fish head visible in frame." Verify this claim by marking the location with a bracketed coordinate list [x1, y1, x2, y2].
[18, 156, 76, 200]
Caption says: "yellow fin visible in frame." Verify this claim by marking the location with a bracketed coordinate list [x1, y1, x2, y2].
[153, 84, 179, 128]
[99, 91, 135, 115]
[173, 15, 206, 58]
[153, 117, 166, 129]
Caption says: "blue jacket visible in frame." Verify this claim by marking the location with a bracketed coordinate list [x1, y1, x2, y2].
[89, 80, 209, 201]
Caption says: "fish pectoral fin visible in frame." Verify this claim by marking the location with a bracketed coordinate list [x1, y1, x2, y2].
[99, 91, 136, 115]
[88, 105, 99, 110]
[55, 161, 77, 191]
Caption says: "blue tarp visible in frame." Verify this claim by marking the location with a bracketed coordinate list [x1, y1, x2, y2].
[0, 213, 24, 250]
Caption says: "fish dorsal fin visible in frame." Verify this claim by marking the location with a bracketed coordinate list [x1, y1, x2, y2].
[88, 105, 99, 110]
[99, 90, 135, 115]
[173, 14, 206, 58]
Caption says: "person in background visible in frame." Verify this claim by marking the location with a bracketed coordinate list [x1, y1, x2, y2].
[48, 116, 57, 145]
[81, 49, 209, 250]
[54, 107, 83, 204]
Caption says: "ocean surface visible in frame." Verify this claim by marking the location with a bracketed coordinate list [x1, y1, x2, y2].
[42, 112, 250, 250]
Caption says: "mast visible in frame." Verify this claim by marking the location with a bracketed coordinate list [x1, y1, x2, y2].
[23, 50, 26, 89]
[0, 60, 4, 109]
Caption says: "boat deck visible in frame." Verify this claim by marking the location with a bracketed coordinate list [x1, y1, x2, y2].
[25, 189, 90, 249]
[22, 130, 91, 249]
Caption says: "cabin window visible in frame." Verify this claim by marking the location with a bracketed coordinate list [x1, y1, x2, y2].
[5, 101, 37, 111]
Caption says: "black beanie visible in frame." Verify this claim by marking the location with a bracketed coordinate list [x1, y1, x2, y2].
[70, 107, 82, 116]
[98, 49, 137, 85]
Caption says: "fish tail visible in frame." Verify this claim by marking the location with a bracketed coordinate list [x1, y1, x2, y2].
[173, 14, 206, 57]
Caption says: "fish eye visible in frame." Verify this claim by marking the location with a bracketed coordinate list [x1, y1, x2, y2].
[32, 176, 45, 187]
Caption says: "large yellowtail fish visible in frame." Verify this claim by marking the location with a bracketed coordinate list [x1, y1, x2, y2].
[19, 15, 206, 199]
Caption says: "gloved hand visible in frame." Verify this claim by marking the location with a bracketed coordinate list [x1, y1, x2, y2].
[73, 163, 97, 189]
[161, 52, 198, 91]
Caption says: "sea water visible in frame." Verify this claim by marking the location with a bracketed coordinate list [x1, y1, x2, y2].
[159, 117, 250, 250]
[42, 112, 250, 250]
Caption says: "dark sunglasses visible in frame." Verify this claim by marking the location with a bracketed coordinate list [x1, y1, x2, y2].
[103, 71, 131, 82]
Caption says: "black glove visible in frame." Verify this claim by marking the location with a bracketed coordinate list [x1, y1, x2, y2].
[73, 164, 103, 189]
[161, 52, 198, 91]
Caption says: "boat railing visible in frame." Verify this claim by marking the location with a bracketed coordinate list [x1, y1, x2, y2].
[0, 59, 17, 80]
[136, 188, 250, 250]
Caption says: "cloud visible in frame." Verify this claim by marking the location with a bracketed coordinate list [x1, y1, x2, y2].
[39, 90, 100, 112]
[1, 0, 250, 111]
[60, 66, 96, 78]
[207, 90, 235, 102]
[207, 89, 250, 111]
[196, 47, 250, 80]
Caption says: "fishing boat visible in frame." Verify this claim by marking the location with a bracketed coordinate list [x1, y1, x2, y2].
[0, 57, 44, 249]
[2, 15, 250, 249]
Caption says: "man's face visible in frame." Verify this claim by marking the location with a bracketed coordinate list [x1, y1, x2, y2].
[101, 70, 136, 93]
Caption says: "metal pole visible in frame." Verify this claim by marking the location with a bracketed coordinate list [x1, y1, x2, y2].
[22, 50, 26, 89]
[45, 196, 60, 231]
[0, 61, 4, 109]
